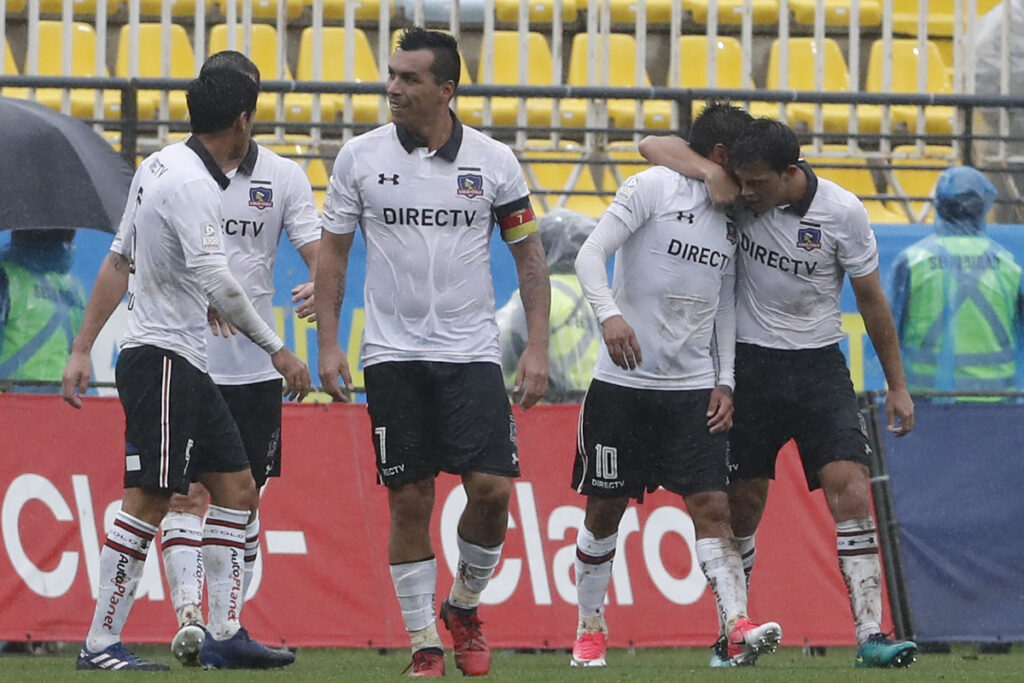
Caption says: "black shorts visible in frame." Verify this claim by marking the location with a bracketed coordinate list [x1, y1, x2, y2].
[364, 361, 520, 488]
[116, 345, 249, 494]
[572, 379, 728, 501]
[216, 379, 283, 488]
[729, 343, 871, 491]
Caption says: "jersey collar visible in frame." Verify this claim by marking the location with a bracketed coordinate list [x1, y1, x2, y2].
[395, 109, 463, 162]
[185, 135, 231, 190]
[781, 160, 818, 217]
[237, 140, 259, 176]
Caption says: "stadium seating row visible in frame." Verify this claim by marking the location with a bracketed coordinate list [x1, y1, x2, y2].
[3, 0, 1002, 35]
[1, 22, 960, 134]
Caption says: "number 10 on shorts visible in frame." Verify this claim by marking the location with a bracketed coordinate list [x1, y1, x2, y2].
[595, 444, 618, 479]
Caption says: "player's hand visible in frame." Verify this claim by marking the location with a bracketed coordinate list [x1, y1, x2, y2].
[886, 385, 915, 436]
[602, 316, 642, 370]
[61, 350, 92, 409]
[208, 306, 237, 337]
[705, 164, 742, 210]
[271, 348, 312, 402]
[318, 344, 354, 402]
[292, 282, 316, 322]
[513, 342, 549, 409]
[706, 384, 734, 434]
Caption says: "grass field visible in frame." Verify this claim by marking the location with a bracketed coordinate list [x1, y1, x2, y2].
[2, 644, 1021, 681]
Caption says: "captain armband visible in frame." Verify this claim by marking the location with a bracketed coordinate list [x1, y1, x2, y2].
[495, 196, 539, 243]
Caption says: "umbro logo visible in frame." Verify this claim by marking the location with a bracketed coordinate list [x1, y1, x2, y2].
[676, 211, 695, 224]
[378, 173, 400, 185]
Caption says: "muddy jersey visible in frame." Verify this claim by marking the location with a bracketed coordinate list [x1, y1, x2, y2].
[597, 166, 737, 390]
[207, 143, 320, 385]
[735, 162, 878, 350]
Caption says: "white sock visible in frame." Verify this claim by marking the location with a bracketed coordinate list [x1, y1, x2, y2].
[203, 505, 248, 641]
[696, 537, 748, 635]
[448, 536, 502, 611]
[243, 513, 260, 597]
[735, 534, 756, 588]
[390, 558, 442, 653]
[837, 518, 883, 645]
[160, 511, 204, 625]
[85, 512, 157, 651]
[575, 526, 616, 631]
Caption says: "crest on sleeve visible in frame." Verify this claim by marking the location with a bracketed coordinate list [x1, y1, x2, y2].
[796, 227, 822, 251]
[457, 173, 484, 198]
[615, 175, 639, 202]
[249, 186, 274, 209]
[201, 222, 221, 250]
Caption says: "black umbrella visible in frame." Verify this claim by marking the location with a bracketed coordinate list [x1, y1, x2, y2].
[0, 96, 133, 233]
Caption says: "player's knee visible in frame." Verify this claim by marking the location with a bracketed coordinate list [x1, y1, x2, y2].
[465, 475, 512, 516]
[584, 497, 629, 537]
[686, 491, 731, 531]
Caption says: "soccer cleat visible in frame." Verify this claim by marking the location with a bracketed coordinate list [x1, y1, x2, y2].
[728, 618, 783, 666]
[199, 627, 295, 670]
[709, 635, 732, 668]
[440, 600, 490, 676]
[171, 621, 206, 667]
[402, 647, 446, 677]
[855, 633, 917, 668]
[570, 630, 608, 667]
[75, 642, 170, 671]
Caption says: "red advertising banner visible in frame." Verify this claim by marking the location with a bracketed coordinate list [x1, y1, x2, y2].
[0, 394, 889, 648]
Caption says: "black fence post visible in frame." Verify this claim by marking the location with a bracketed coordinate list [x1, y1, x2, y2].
[120, 83, 139, 169]
[861, 391, 915, 640]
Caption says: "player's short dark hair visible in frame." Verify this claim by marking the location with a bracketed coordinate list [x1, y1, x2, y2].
[728, 118, 801, 172]
[396, 27, 461, 89]
[202, 50, 260, 89]
[187, 67, 258, 134]
[689, 101, 754, 158]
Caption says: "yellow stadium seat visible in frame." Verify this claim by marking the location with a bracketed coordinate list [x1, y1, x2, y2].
[752, 38, 881, 134]
[116, 23, 195, 121]
[561, 33, 672, 130]
[208, 24, 337, 123]
[467, 31, 557, 128]
[1, 37, 27, 102]
[495, 0, 578, 23]
[789, 0, 881, 26]
[138, 0, 210, 16]
[319, 0, 387, 20]
[886, 145, 955, 222]
[6, 0, 26, 12]
[866, 39, 954, 135]
[306, 156, 330, 211]
[685, 0, 779, 25]
[933, 39, 955, 81]
[891, 0, 1001, 37]
[802, 146, 908, 223]
[520, 140, 610, 219]
[297, 27, 381, 124]
[609, 0, 673, 23]
[214, 0, 305, 20]
[674, 36, 744, 118]
[37, 0, 98, 14]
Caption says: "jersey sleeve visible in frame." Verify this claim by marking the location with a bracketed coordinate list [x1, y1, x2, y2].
[837, 201, 879, 278]
[321, 143, 362, 235]
[604, 167, 664, 232]
[159, 178, 229, 268]
[492, 145, 538, 244]
[281, 160, 322, 249]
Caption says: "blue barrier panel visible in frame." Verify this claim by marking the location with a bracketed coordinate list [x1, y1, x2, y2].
[881, 401, 1024, 642]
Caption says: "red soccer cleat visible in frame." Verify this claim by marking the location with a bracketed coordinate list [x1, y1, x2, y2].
[728, 617, 783, 666]
[440, 600, 490, 676]
[404, 647, 445, 677]
[571, 630, 608, 667]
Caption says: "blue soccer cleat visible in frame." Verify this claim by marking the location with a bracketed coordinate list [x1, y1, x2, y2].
[199, 627, 295, 670]
[709, 636, 732, 668]
[855, 633, 918, 668]
[75, 642, 170, 671]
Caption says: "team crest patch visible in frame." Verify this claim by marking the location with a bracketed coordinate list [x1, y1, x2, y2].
[249, 186, 274, 209]
[796, 227, 822, 251]
[726, 220, 738, 244]
[457, 173, 484, 198]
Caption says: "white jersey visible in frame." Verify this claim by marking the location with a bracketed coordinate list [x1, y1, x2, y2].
[322, 117, 536, 367]
[206, 144, 320, 385]
[587, 166, 737, 390]
[111, 138, 233, 372]
[735, 162, 878, 350]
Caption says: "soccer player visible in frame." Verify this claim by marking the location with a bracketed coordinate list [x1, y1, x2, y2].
[160, 51, 320, 668]
[569, 102, 781, 669]
[639, 118, 918, 668]
[314, 28, 550, 677]
[61, 68, 311, 671]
